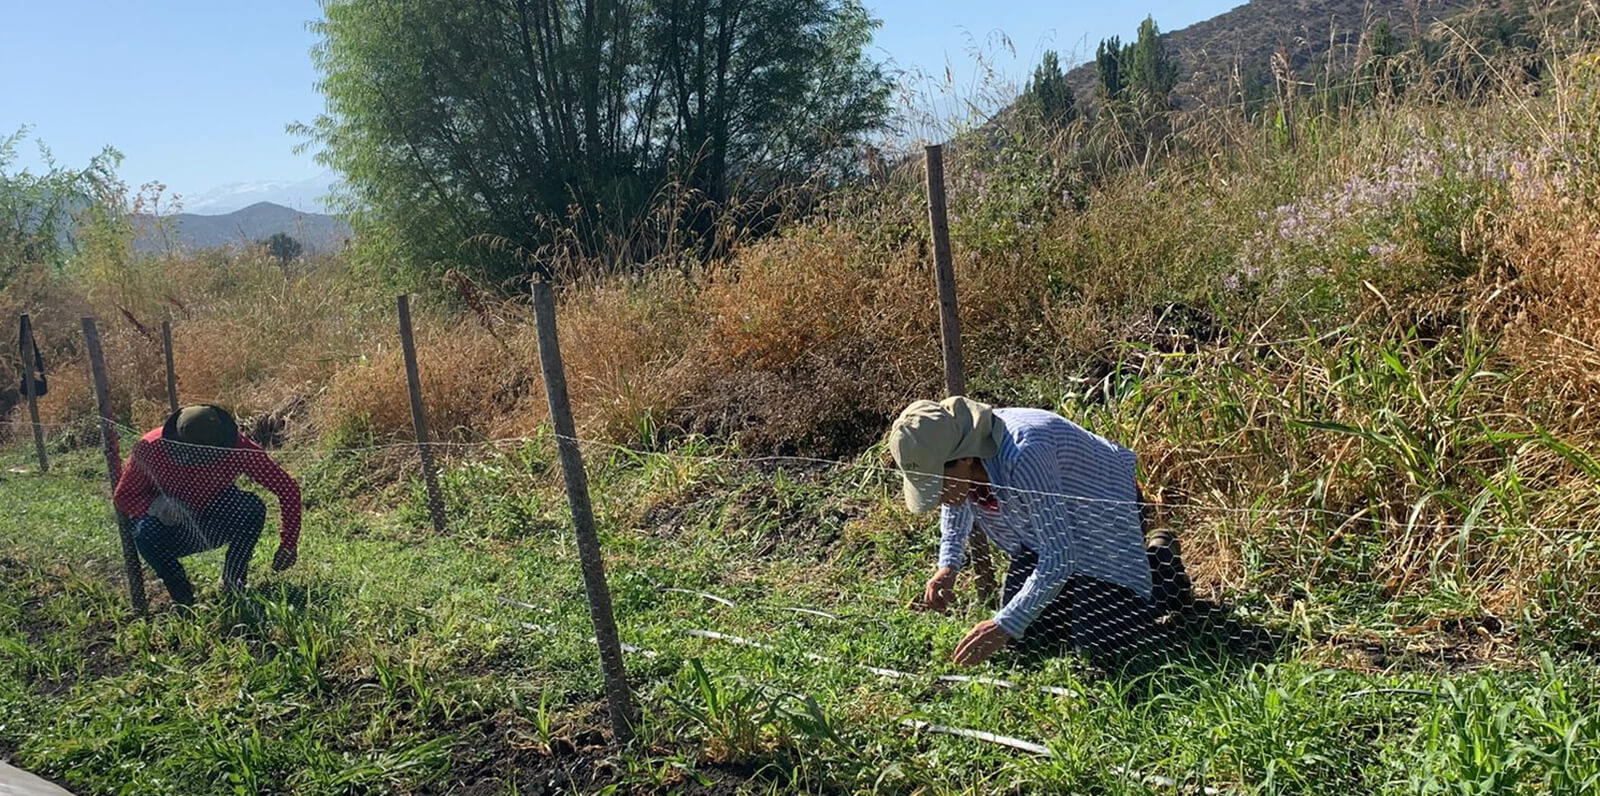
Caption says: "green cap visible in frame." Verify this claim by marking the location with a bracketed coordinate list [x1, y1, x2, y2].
[887, 396, 1004, 513]
[163, 405, 239, 449]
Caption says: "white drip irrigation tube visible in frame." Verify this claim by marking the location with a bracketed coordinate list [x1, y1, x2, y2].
[659, 587, 739, 608]
[655, 583, 845, 622]
[676, 627, 1079, 697]
[648, 583, 1082, 696]
[496, 596, 554, 614]
[934, 674, 1080, 698]
[901, 721, 1226, 795]
[510, 617, 658, 658]
[900, 720, 1052, 755]
[493, 607, 1214, 794]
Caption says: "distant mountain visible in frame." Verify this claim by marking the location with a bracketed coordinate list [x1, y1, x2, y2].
[180, 172, 340, 215]
[1061, 0, 1479, 109]
[133, 202, 352, 255]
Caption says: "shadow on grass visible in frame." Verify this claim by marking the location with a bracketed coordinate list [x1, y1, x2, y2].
[1169, 598, 1290, 664]
[1012, 598, 1294, 688]
[200, 580, 349, 641]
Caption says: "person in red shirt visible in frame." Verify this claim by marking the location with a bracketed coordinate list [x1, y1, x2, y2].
[112, 405, 301, 605]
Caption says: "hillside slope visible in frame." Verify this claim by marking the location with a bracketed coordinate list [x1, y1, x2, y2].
[1063, 0, 1477, 107]
[132, 202, 352, 255]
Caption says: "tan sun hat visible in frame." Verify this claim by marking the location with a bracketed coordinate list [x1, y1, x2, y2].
[888, 396, 1005, 513]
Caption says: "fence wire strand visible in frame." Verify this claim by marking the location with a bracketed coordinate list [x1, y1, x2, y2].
[10, 416, 1592, 539]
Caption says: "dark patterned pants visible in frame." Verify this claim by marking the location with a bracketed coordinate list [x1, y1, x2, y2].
[132, 487, 265, 606]
[1004, 543, 1187, 655]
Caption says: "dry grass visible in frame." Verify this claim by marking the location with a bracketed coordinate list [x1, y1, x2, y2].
[1482, 186, 1600, 416]
[315, 271, 704, 446]
[5, 20, 1600, 638]
[14, 251, 383, 437]
[669, 224, 942, 455]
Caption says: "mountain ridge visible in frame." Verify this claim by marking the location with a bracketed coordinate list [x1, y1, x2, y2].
[181, 172, 340, 215]
[133, 201, 352, 255]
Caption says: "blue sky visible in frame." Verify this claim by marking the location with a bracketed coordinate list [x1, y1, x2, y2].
[1, 0, 1238, 205]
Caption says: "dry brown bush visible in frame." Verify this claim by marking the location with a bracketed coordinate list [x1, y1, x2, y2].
[1480, 189, 1600, 415]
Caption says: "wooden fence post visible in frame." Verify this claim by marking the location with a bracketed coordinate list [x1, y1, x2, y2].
[530, 278, 638, 743]
[19, 314, 48, 473]
[925, 144, 999, 604]
[396, 295, 448, 534]
[161, 320, 179, 414]
[82, 317, 148, 615]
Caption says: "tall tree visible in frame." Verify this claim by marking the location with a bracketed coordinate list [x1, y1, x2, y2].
[1362, 20, 1405, 100]
[1126, 16, 1177, 109]
[1023, 50, 1077, 127]
[1095, 36, 1125, 100]
[302, 0, 891, 283]
[0, 129, 120, 291]
[261, 232, 304, 266]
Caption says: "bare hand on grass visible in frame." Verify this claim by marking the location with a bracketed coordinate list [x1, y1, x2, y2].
[918, 567, 957, 613]
[952, 620, 1008, 666]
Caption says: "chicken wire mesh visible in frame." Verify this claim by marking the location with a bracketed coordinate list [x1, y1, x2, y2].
[4, 398, 1600, 793]
[5, 412, 1598, 659]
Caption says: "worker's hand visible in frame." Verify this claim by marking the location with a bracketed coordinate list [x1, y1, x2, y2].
[272, 545, 298, 572]
[149, 495, 194, 527]
[921, 567, 958, 613]
[953, 620, 1010, 667]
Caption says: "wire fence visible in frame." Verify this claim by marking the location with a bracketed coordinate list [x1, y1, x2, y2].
[14, 414, 1592, 538]
[5, 413, 1600, 615]
[6, 291, 1600, 791]
[5, 406, 1598, 667]
[4, 404, 1599, 792]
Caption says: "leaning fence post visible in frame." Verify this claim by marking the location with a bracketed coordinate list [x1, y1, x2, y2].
[925, 144, 1000, 605]
[396, 295, 448, 534]
[161, 319, 179, 414]
[530, 277, 638, 743]
[82, 317, 148, 615]
[19, 313, 48, 473]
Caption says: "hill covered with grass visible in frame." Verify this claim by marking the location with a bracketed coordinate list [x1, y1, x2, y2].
[1060, 0, 1552, 110]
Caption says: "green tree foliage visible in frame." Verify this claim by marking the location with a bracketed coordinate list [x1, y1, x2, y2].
[1095, 36, 1124, 100]
[1126, 16, 1177, 109]
[1022, 50, 1077, 127]
[1087, 18, 1175, 173]
[302, 0, 892, 283]
[1095, 17, 1175, 109]
[1370, 20, 1400, 59]
[0, 129, 120, 290]
[74, 174, 176, 311]
[261, 232, 304, 266]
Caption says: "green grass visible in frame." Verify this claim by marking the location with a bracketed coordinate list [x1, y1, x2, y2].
[9, 23, 1600, 794]
[2, 429, 1598, 795]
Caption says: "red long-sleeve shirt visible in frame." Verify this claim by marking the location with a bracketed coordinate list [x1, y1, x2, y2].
[112, 428, 302, 550]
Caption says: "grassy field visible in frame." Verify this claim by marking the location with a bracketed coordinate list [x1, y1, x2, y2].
[2, 425, 1598, 795]
[5, 16, 1600, 795]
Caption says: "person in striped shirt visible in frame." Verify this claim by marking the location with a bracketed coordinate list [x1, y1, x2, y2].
[888, 397, 1191, 666]
[113, 405, 302, 606]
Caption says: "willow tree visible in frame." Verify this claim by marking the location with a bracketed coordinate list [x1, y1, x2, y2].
[0, 129, 121, 291]
[302, 0, 891, 282]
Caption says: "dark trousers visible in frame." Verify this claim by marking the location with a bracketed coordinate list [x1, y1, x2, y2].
[133, 487, 265, 606]
[1003, 544, 1184, 656]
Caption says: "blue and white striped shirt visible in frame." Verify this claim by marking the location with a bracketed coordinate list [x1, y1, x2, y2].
[939, 408, 1151, 639]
